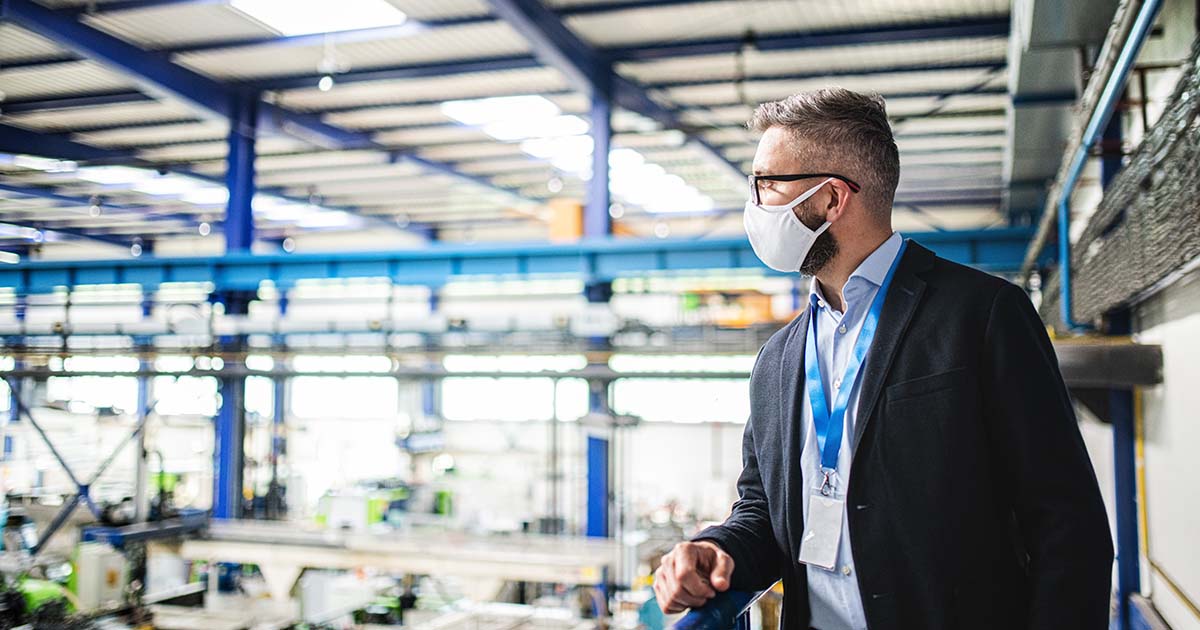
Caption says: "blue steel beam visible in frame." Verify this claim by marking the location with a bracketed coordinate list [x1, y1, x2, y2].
[0, 91, 155, 114]
[486, 0, 744, 190]
[61, 0, 726, 17]
[608, 17, 1011, 62]
[0, 121, 136, 163]
[0, 227, 1043, 295]
[647, 59, 1007, 89]
[164, 16, 495, 55]
[0, 123, 406, 239]
[0, 0, 517, 203]
[2, 57, 1006, 114]
[0, 0, 239, 121]
[485, 0, 620, 235]
[246, 55, 542, 91]
[0, 65, 1004, 145]
[59, 1, 736, 56]
[0, 99, 1001, 155]
[0, 168, 190, 247]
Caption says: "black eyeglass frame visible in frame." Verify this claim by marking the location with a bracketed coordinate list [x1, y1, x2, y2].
[748, 173, 862, 205]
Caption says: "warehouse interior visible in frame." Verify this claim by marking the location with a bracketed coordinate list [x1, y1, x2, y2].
[0, 0, 1196, 628]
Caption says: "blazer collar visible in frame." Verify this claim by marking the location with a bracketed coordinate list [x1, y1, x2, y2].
[850, 239, 933, 454]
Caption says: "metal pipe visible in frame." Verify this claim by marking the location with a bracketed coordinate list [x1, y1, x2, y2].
[1055, 0, 1163, 330]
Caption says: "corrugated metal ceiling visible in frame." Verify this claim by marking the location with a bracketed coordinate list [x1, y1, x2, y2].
[0, 0, 1016, 246]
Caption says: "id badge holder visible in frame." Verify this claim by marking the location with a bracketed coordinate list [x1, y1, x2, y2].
[797, 471, 844, 570]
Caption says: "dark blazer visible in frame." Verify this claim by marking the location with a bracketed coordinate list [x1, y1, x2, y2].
[694, 240, 1113, 630]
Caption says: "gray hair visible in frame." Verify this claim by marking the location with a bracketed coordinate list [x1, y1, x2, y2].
[749, 88, 900, 215]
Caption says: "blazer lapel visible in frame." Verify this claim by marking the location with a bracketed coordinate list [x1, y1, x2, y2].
[779, 306, 809, 564]
[850, 241, 933, 456]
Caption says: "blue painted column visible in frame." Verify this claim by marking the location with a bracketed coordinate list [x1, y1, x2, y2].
[225, 91, 258, 253]
[1100, 111, 1140, 630]
[213, 360, 245, 519]
[585, 371, 611, 539]
[212, 90, 258, 520]
[267, 372, 287, 519]
[584, 285, 613, 538]
[583, 69, 615, 533]
[1108, 308, 1140, 630]
[585, 67, 613, 239]
[5, 296, 27, 462]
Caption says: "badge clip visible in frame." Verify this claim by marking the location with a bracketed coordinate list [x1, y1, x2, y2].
[819, 468, 836, 497]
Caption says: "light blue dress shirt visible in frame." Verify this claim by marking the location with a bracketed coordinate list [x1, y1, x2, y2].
[800, 232, 903, 630]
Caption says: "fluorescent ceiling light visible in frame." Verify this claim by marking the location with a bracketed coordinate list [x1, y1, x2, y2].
[76, 166, 155, 186]
[130, 173, 214, 197]
[0, 224, 42, 241]
[253, 196, 307, 221]
[296, 210, 356, 228]
[181, 187, 230, 206]
[519, 135, 593, 161]
[7, 154, 77, 173]
[253, 195, 360, 229]
[231, 0, 407, 36]
[0, 252, 19, 265]
[441, 95, 559, 126]
[483, 115, 588, 142]
[606, 147, 715, 214]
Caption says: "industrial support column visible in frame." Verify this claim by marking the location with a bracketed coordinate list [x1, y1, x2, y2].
[584, 70, 615, 539]
[265, 296, 288, 520]
[212, 92, 259, 520]
[3, 297, 26, 463]
[585, 371, 611, 539]
[585, 68, 613, 239]
[224, 91, 258, 253]
[1100, 113, 1141, 630]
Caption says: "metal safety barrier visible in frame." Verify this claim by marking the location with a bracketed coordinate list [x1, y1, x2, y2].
[671, 589, 768, 630]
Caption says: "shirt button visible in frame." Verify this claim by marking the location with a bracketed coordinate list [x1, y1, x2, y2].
[838, 324, 847, 334]
[833, 379, 841, 389]
[818, 300, 826, 308]
[842, 565, 853, 576]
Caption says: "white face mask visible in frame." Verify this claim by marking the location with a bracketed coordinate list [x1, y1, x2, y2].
[743, 177, 834, 272]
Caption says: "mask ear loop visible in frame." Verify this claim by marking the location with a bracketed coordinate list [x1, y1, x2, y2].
[754, 177, 836, 213]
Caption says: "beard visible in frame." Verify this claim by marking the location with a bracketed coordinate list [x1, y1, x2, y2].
[794, 199, 838, 276]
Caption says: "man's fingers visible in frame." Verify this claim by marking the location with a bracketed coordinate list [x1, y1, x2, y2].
[708, 550, 734, 592]
[654, 545, 721, 614]
[652, 573, 669, 613]
[674, 565, 716, 600]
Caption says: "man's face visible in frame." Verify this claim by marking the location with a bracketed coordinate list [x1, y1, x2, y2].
[751, 126, 839, 275]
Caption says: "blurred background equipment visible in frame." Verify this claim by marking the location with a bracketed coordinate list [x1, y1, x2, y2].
[0, 0, 1195, 628]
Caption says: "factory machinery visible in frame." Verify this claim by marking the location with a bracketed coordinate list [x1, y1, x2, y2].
[0, 272, 1165, 630]
[0, 232, 1025, 630]
[0, 328, 739, 630]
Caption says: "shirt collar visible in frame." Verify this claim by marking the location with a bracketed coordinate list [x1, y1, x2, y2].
[809, 232, 903, 309]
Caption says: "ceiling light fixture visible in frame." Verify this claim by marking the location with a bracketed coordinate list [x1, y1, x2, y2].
[230, 0, 407, 36]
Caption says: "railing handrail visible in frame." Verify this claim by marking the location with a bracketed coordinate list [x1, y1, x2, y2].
[669, 587, 771, 630]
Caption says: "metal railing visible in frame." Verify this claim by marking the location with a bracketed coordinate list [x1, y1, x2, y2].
[671, 588, 769, 630]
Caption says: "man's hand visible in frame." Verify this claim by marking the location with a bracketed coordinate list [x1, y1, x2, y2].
[653, 540, 735, 614]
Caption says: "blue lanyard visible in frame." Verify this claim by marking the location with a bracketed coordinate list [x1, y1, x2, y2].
[805, 240, 907, 494]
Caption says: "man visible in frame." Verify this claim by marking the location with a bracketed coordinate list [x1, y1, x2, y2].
[653, 88, 1113, 630]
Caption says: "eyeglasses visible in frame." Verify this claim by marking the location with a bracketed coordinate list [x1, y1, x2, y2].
[748, 173, 861, 206]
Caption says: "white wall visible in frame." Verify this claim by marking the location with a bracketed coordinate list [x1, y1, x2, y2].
[1134, 262, 1200, 630]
